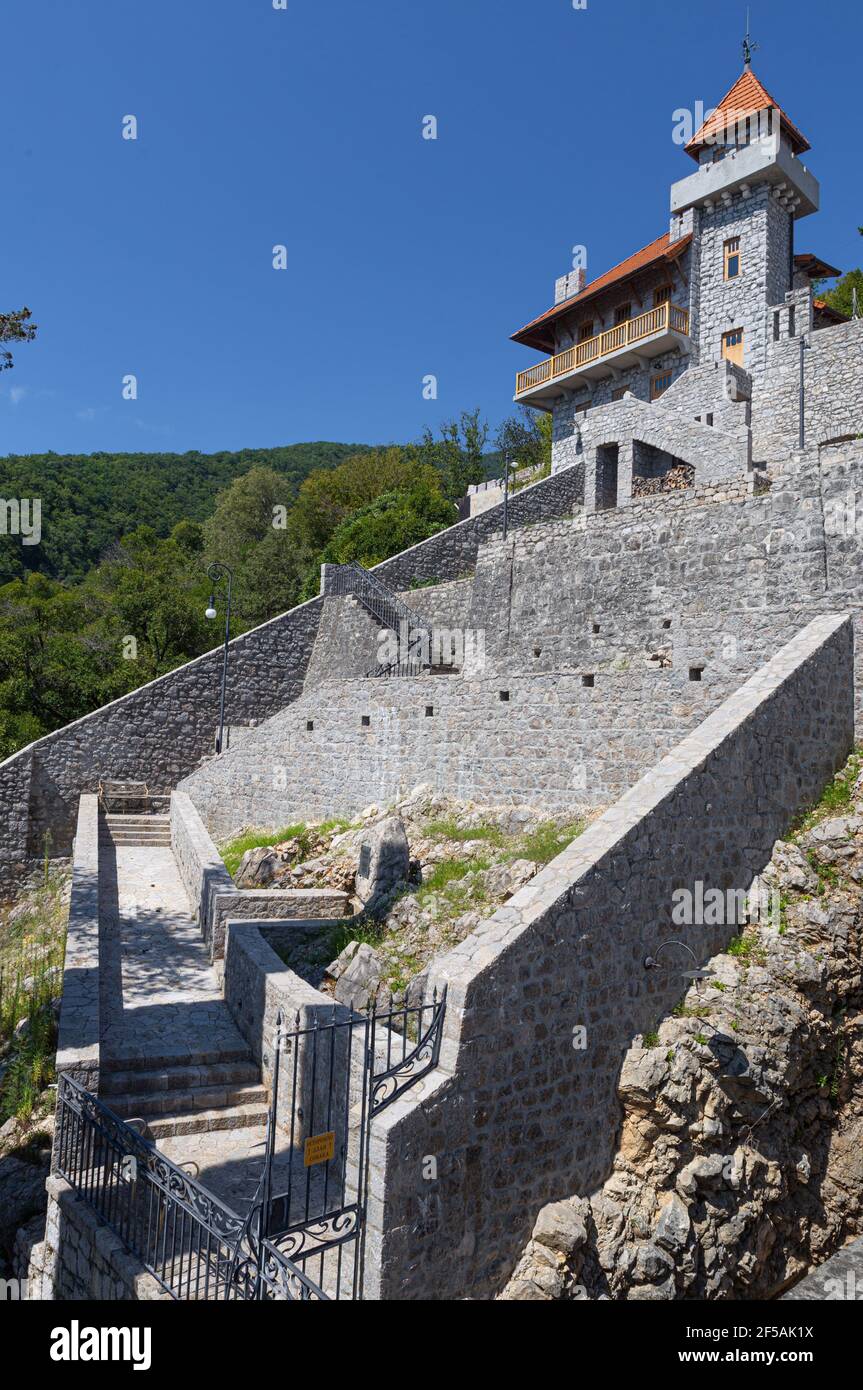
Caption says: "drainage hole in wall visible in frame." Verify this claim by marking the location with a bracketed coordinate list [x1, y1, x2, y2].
[306, 720, 314, 732]
[663, 618, 672, 629]
[425, 706, 434, 717]
[499, 690, 510, 702]
[582, 674, 595, 688]
[361, 715, 371, 726]
[592, 623, 601, 634]
[689, 667, 703, 682]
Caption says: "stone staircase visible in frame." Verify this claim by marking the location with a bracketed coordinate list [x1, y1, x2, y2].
[100, 1053, 269, 1139]
[99, 813, 172, 848]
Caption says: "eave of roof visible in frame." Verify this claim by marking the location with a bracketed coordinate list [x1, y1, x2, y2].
[795, 252, 842, 281]
[685, 67, 810, 162]
[511, 232, 692, 354]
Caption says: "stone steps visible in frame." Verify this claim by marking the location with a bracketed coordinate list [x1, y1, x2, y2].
[99, 814, 172, 846]
[103, 1044, 254, 1073]
[143, 1102, 269, 1139]
[110, 1082, 268, 1119]
[101, 1060, 260, 1097]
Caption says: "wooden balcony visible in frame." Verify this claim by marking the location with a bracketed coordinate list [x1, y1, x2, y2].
[515, 301, 691, 406]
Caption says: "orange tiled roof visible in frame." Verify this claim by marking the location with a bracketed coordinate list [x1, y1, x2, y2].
[511, 231, 691, 353]
[813, 297, 848, 324]
[685, 67, 810, 161]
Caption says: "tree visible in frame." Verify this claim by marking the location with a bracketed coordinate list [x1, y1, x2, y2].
[288, 447, 420, 552]
[495, 407, 553, 475]
[418, 409, 489, 500]
[818, 268, 863, 319]
[0, 307, 37, 372]
[318, 478, 456, 571]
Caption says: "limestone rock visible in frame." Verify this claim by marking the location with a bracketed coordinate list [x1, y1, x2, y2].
[234, 845, 279, 887]
[330, 942, 384, 1010]
[532, 1198, 588, 1256]
[355, 817, 410, 911]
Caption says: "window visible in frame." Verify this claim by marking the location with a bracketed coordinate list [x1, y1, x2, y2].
[653, 285, 672, 307]
[724, 237, 741, 280]
[614, 303, 632, 325]
[651, 371, 673, 400]
[611, 385, 627, 402]
[722, 327, 744, 366]
[578, 321, 594, 343]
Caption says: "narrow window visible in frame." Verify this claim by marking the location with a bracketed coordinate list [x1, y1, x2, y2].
[653, 284, 672, 307]
[592, 623, 601, 634]
[706, 412, 714, 426]
[773, 310, 781, 341]
[724, 236, 741, 280]
[651, 371, 673, 400]
[361, 715, 371, 727]
[578, 321, 594, 343]
[425, 705, 434, 717]
[611, 385, 627, 402]
[614, 303, 632, 325]
[788, 306, 796, 338]
[306, 720, 314, 732]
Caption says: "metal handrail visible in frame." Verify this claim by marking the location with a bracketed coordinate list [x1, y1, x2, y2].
[328, 562, 432, 676]
[53, 1073, 325, 1301]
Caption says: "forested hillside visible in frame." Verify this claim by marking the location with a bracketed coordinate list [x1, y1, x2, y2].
[0, 442, 375, 584]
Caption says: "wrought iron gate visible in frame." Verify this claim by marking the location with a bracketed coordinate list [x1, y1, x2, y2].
[248, 987, 447, 1300]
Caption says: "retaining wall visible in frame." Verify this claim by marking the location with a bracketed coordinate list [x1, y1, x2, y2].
[362, 613, 854, 1299]
[171, 791, 347, 959]
[55, 795, 100, 1094]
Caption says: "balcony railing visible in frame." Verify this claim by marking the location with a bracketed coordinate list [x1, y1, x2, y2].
[515, 301, 690, 396]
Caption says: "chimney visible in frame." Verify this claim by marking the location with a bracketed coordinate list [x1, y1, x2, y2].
[554, 267, 587, 305]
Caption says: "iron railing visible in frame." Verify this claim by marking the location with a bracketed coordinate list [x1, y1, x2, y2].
[54, 1074, 326, 1301]
[257, 988, 448, 1301]
[328, 562, 432, 676]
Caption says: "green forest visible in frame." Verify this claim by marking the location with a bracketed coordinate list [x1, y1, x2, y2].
[0, 409, 550, 759]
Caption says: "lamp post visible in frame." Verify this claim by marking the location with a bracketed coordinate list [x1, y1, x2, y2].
[205, 562, 233, 755]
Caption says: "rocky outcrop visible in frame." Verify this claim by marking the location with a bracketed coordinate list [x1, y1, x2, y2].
[502, 791, 863, 1301]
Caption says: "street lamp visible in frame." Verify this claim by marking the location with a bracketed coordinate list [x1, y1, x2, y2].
[205, 561, 233, 755]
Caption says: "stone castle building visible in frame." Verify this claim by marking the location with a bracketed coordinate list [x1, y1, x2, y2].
[511, 64, 857, 507]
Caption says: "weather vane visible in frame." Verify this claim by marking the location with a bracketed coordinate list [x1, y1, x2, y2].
[742, 8, 759, 68]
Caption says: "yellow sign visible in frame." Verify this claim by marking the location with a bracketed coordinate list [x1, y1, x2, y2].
[304, 1131, 336, 1167]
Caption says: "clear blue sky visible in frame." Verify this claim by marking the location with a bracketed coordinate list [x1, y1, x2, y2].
[3, 0, 860, 458]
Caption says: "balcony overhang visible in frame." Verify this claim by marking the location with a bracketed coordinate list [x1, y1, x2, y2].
[514, 302, 690, 409]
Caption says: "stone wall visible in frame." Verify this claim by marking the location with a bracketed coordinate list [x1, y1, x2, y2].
[34, 1175, 170, 1301]
[180, 443, 863, 842]
[170, 791, 347, 959]
[180, 667, 716, 840]
[55, 795, 100, 1094]
[0, 595, 325, 892]
[223, 919, 351, 1137]
[364, 613, 854, 1300]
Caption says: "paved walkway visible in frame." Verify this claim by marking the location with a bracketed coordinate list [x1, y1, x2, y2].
[99, 846, 250, 1069]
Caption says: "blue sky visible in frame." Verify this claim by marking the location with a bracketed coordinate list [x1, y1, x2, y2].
[3, 0, 860, 458]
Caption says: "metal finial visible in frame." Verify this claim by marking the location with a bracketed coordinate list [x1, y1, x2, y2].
[742, 8, 759, 68]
